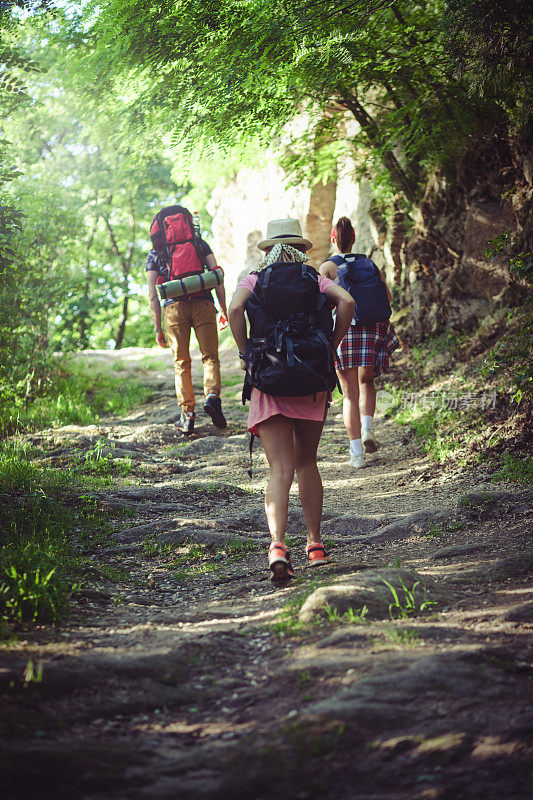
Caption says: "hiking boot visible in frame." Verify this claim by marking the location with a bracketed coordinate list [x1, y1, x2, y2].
[362, 429, 378, 453]
[204, 395, 227, 428]
[176, 410, 195, 435]
[349, 451, 366, 468]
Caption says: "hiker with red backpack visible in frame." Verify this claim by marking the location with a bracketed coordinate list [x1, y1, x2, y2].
[319, 216, 399, 468]
[146, 205, 228, 434]
[228, 219, 354, 581]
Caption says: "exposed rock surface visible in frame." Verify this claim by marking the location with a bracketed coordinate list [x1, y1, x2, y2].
[298, 568, 446, 622]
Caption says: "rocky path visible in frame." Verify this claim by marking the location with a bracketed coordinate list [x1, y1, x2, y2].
[1, 345, 532, 799]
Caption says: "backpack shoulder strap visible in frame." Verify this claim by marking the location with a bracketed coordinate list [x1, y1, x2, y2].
[191, 236, 206, 269]
[156, 209, 172, 265]
[302, 263, 319, 282]
[261, 266, 273, 291]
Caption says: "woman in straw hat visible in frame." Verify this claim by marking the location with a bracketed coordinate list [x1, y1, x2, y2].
[229, 219, 354, 580]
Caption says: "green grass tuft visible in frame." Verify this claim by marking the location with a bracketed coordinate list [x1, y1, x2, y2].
[0, 358, 153, 436]
[492, 453, 533, 485]
[0, 440, 118, 625]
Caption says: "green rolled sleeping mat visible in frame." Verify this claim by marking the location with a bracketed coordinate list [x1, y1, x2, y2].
[157, 267, 224, 300]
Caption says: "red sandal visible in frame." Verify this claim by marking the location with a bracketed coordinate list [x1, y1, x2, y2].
[306, 542, 330, 566]
[268, 542, 296, 581]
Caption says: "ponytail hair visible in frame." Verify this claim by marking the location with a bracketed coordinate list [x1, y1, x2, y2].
[334, 217, 355, 253]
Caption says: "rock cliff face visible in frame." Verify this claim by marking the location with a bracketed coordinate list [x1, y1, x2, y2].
[208, 130, 531, 341]
[207, 157, 383, 295]
[400, 130, 532, 342]
[206, 162, 310, 292]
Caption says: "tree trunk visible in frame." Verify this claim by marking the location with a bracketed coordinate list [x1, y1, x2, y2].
[104, 210, 135, 350]
[78, 219, 98, 349]
[306, 176, 338, 268]
[114, 292, 129, 350]
[305, 120, 339, 265]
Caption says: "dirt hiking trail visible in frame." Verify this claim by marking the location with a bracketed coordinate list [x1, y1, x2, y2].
[1, 344, 532, 800]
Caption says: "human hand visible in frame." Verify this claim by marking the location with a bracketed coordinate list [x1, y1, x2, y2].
[156, 329, 168, 348]
[239, 358, 247, 371]
[218, 312, 228, 330]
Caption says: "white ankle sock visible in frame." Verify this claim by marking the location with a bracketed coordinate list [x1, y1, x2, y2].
[350, 438, 363, 455]
[361, 415, 373, 431]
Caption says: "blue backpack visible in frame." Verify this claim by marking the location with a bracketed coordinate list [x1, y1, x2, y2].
[337, 254, 391, 324]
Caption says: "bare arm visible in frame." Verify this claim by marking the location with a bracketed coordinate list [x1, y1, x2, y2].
[205, 252, 228, 317]
[228, 285, 252, 365]
[323, 283, 355, 350]
[146, 270, 168, 347]
[319, 259, 339, 281]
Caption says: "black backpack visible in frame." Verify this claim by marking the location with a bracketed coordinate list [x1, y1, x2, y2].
[336, 254, 391, 324]
[243, 262, 336, 400]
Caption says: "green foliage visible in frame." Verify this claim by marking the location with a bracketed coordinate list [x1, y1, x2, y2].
[0, 357, 153, 435]
[492, 453, 533, 486]
[271, 578, 328, 636]
[0, 545, 64, 623]
[441, 0, 533, 125]
[381, 577, 437, 620]
[424, 519, 465, 539]
[323, 603, 369, 624]
[485, 232, 533, 290]
[394, 405, 461, 463]
[458, 490, 496, 512]
[0, 436, 124, 625]
[482, 311, 533, 404]
[0, 11, 185, 424]
[72, 0, 530, 203]
[383, 626, 420, 647]
[0, 443, 77, 623]
[22, 658, 44, 686]
[296, 670, 311, 686]
[74, 440, 132, 479]
[224, 537, 256, 559]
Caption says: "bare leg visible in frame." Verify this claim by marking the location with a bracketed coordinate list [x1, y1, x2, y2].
[293, 418, 325, 545]
[337, 367, 361, 440]
[358, 366, 376, 416]
[256, 415, 296, 545]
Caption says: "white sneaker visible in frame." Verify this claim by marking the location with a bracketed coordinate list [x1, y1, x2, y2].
[362, 429, 378, 453]
[349, 451, 366, 468]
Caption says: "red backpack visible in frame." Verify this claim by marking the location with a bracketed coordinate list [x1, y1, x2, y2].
[150, 205, 205, 287]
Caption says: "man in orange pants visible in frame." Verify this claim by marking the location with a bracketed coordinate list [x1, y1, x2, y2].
[146, 237, 228, 435]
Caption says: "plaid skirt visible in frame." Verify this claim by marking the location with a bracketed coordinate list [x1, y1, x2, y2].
[336, 321, 400, 376]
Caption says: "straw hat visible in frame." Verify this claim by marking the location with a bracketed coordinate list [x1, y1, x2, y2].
[257, 218, 313, 251]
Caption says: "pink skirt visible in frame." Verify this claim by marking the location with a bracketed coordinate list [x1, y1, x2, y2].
[248, 388, 328, 436]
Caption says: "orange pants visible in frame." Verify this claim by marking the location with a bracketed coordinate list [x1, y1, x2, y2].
[163, 298, 221, 413]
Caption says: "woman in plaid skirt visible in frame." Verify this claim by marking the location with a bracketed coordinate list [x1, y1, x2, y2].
[319, 217, 399, 468]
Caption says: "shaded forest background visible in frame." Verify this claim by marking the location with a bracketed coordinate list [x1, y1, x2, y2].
[0, 0, 531, 434]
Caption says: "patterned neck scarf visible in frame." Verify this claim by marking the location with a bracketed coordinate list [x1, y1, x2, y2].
[257, 242, 310, 270]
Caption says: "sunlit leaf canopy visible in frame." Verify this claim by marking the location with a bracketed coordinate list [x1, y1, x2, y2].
[61, 0, 531, 198]
[0, 0, 531, 414]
